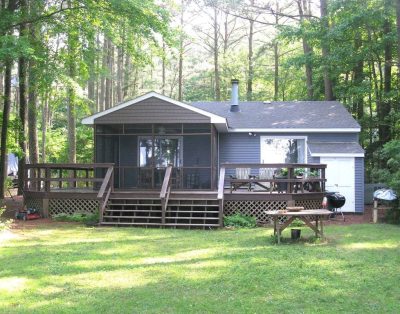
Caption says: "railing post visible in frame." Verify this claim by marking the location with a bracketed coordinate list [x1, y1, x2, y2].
[160, 165, 173, 227]
[45, 167, 51, 192]
[73, 169, 77, 188]
[59, 169, 63, 189]
[217, 166, 226, 227]
[288, 166, 293, 194]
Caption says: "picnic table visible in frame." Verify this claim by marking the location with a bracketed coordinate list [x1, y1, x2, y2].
[267, 209, 332, 244]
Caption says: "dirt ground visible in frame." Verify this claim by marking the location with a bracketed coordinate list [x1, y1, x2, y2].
[0, 196, 390, 228]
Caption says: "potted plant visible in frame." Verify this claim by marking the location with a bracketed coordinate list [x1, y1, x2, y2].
[290, 218, 304, 240]
[294, 168, 305, 179]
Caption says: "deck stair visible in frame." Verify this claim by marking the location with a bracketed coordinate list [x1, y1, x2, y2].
[101, 192, 221, 229]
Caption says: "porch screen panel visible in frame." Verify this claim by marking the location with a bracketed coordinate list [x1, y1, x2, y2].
[95, 135, 120, 188]
[120, 135, 138, 188]
[183, 135, 211, 189]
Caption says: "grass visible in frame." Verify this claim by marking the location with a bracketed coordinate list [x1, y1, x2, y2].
[0, 223, 400, 313]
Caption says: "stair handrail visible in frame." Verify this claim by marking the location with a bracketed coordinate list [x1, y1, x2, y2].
[97, 166, 114, 223]
[217, 166, 226, 227]
[160, 164, 173, 225]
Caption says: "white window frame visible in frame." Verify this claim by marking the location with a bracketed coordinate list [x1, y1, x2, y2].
[259, 135, 308, 164]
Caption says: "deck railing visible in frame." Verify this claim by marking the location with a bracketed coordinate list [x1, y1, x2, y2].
[160, 164, 173, 224]
[24, 163, 115, 192]
[97, 166, 114, 222]
[217, 166, 226, 226]
[220, 163, 327, 194]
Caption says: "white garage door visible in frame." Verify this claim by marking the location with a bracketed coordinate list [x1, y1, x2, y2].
[320, 157, 355, 213]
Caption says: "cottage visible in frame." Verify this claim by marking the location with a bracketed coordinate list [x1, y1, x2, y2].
[24, 80, 364, 227]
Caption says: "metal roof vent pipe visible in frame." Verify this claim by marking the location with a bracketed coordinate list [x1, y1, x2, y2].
[230, 79, 240, 112]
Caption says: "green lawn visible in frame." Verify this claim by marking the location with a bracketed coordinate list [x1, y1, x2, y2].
[1, 223, 400, 313]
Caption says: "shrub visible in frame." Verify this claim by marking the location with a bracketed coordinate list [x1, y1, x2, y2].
[290, 218, 305, 227]
[53, 212, 99, 225]
[224, 214, 256, 228]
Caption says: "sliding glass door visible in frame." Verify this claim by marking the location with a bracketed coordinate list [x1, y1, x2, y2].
[139, 136, 182, 188]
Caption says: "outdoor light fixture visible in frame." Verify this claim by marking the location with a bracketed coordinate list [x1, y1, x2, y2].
[248, 132, 256, 136]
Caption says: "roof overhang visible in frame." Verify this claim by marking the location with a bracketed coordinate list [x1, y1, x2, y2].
[308, 142, 365, 157]
[227, 128, 361, 133]
[311, 153, 365, 157]
[82, 91, 228, 131]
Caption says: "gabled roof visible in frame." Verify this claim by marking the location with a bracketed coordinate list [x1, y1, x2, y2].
[82, 92, 228, 127]
[190, 101, 361, 133]
[308, 142, 364, 157]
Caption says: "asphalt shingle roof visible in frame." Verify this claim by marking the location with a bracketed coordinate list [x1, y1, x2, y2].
[308, 142, 364, 154]
[189, 101, 360, 130]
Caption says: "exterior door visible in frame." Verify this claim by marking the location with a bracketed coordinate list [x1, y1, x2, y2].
[138, 136, 182, 188]
[320, 157, 355, 212]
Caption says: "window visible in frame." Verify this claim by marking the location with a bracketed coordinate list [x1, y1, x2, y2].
[260, 137, 306, 163]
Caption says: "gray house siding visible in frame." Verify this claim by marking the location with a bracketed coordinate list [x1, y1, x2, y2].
[95, 97, 210, 124]
[355, 157, 364, 213]
[219, 132, 358, 163]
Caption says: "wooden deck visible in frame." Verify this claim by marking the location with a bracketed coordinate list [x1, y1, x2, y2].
[23, 163, 326, 228]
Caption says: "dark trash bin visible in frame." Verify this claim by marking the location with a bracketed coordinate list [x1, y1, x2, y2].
[291, 228, 301, 240]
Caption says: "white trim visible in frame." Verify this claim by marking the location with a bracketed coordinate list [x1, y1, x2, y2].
[260, 135, 308, 163]
[228, 128, 360, 133]
[311, 153, 364, 157]
[82, 91, 227, 125]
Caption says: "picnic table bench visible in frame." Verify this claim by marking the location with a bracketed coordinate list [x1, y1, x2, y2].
[267, 209, 332, 244]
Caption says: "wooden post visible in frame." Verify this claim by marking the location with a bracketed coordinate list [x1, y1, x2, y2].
[36, 168, 41, 191]
[85, 169, 89, 188]
[59, 169, 62, 189]
[44, 167, 50, 192]
[42, 198, 49, 218]
[373, 199, 378, 223]
[73, 169, 77, 188]
[288, 167, 293, 193]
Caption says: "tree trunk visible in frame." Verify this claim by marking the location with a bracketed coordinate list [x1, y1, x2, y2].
[247, 0, 254, 101]
[28, 68, 39, 165]
[67, 11, 77, 164]
[41, 91, 49, 163]
[0, 61, 12, 199]
[320, 0, 334, 100]
[105, 38, 112, 109]
[117, 45, 123, 103]
[0, 0, 17, 199]
[353, 32, 364, 120]
[123, 52, 131, 98]
[298, 0, 313, 100]
[213, 6, 220, 101]
[379, 0, 392, 144]
[18, 0, 28, 194]
[99, 36, 107, 111]
[162, 41, 166, 95]
[396, 0, 400, 89]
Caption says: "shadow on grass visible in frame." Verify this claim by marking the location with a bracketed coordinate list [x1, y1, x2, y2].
[1, 224, 400, 313]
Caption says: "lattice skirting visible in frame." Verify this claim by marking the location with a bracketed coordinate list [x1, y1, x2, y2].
[25, 197, 43, 212]
[224, 200, 288, 224]
[295, 199, 322, 210]
[49, 199, 99, 216]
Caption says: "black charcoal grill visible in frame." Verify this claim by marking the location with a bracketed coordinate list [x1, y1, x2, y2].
[325, 192, 346, 221]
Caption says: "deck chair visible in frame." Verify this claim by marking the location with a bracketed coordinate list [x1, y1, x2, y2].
[229, 168, 252, 191]
[257, 168, 274, 192]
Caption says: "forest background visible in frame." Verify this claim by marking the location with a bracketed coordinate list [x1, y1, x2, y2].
[1, 0, 400, 198]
